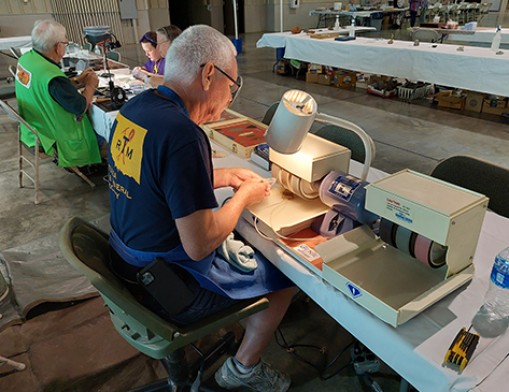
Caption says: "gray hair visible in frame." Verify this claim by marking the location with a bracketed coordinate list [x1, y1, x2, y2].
[31, 19, 66, 53]
[164, 25, 236, 85]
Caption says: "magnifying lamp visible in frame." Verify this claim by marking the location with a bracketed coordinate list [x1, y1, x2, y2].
[265, 89, 375, 181]
[83, 26, 126, 109]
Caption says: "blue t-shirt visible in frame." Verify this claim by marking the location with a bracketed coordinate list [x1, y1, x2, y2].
[108, 86, 218, 252]
[107, 86, 293, 299]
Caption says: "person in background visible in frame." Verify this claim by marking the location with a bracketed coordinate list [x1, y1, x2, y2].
[15, 19, 104, 168]
[131, 31, 165, 82]
[145, 24, 182, 88]
[347, 0, 358, 11]
[409, 0, 424, 27]
[419, 0, 428, 24]
[107, 24, 294, 392]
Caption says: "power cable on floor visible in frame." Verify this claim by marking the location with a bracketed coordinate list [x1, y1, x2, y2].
[275, 326, 357, 380]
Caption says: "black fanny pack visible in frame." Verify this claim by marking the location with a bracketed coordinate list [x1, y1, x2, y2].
[109, 249, 196, 318]
[136, 259, 197, 317]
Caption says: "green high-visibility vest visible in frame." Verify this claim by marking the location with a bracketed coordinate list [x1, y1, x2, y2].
[15, 50, 101, 167]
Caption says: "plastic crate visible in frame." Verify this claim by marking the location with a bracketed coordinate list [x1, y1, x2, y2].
[397, 84, 428, 102]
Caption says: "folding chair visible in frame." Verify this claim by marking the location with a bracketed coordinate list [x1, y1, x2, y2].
[59, 217, 270, 391]
[0, 272, 26, 372]
[0, 99, 95, 205]
[431, 155, 509, 218]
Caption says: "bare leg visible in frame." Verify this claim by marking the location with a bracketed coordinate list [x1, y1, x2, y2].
[234, 287, 297, 366]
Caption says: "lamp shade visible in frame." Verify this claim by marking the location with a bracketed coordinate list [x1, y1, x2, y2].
[84, 25, 111, 46]
[266, 89, 317, 154]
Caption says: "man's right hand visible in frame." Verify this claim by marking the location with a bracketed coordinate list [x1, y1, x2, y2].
[84, 72, 99, 89]
[236, 179, 271, 207]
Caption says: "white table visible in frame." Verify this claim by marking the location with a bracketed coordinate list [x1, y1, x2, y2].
[212, 143, 509, 392]
[0, 35, 31, 51]
[257, 29, 375, 49]
[88, 68, 138, 140]
[445, 27, 509, 45]
[257, 33, 509, 97]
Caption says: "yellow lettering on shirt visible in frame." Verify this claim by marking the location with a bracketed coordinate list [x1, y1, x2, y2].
[110, 113, 147, 184]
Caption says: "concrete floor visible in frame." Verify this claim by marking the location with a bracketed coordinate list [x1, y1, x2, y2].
[0, 25, 508, 391]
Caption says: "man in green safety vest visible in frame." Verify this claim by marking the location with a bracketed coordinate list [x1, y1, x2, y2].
[15, 19, 105, 168]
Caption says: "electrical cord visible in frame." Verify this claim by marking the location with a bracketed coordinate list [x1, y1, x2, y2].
[275, 327, 327, 373]
[274, 326, 357, 380]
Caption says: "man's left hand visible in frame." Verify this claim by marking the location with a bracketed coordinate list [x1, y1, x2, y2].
[214, 167, 262, 189]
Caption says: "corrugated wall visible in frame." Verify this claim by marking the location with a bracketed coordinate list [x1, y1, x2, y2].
[50, 0, 133, 46]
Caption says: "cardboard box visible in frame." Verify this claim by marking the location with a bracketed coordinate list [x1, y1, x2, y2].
[335, 70, 357, 89]
[308, 63, 323, 73]
[356, 73, 370, 89]
[481, 98, 508, 116]
[367, 75, 398, 98]
[435, 91, 465, 110]
[317, 73, 332, 85]
[306, 71, 319, 83]
[465, 91, 486, 113]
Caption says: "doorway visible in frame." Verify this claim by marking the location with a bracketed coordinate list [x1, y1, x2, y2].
[223, 0, 245, 37]
[168, 0, 212, 30]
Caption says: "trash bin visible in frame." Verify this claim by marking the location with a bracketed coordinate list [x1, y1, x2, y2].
[369, 12, 384, 31]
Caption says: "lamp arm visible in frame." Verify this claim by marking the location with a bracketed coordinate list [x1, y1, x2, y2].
[315, 112, 375, 181]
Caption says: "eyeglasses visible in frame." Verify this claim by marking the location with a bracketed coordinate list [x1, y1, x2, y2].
[200, 63, 243, 104]
[58, 41, 69, 47]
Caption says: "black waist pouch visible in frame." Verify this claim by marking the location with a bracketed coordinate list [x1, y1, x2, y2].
[137, 259, 197, 317]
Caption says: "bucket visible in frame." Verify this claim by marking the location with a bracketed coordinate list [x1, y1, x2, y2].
[231, 37, 243, 55]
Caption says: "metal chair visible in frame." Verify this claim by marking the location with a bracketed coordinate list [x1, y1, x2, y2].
[431, 156, 509, 218]
[8, 65, 16, 78]
[313, 124, 375, 165]
[0, 271, 26, 373]
[59, 217, 270, 391]
[261, 101, 280, 125]
[412, 28, 441, 43]
[0, 99, 95, 205]
[106, 50, 121, 62]
[8, 47, 21, 60]
[1, 66, 17, 101]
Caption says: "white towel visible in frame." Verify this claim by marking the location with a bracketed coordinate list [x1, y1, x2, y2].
[217, 233, 257, 272]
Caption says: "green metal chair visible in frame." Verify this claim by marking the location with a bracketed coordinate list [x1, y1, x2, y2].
[312, 124, 375, 164]
[431, 155, 509, 219]
[59, 217, 270, 391]
[0, 99, 95, 204]
[261, 102, 279, 125]
[106, 50, 121, 62]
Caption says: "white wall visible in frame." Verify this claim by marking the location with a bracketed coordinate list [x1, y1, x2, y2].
[266, 1, 332, 32]
[0, 14, 52, 37]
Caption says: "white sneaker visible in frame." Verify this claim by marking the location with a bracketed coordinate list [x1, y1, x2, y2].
[215, 357, 291, 392]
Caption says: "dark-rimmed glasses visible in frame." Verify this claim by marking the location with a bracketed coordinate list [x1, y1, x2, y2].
[200, 63, 242, 104]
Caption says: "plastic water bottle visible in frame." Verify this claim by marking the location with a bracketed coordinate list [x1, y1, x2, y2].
[491, 26, 502, 52]
[349, 17, 356, 38]
[472, 247, 509, 337]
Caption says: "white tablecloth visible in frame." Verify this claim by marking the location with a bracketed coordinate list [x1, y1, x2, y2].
[212, 144, 509, 392]
[257, 29, 375, 49]
[257, 33, 509, 96]
[0, 35, 31, 51]
[446, 27, 509, 45]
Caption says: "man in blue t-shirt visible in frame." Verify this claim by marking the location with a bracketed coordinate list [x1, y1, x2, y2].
[107, 25, 294, 392]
